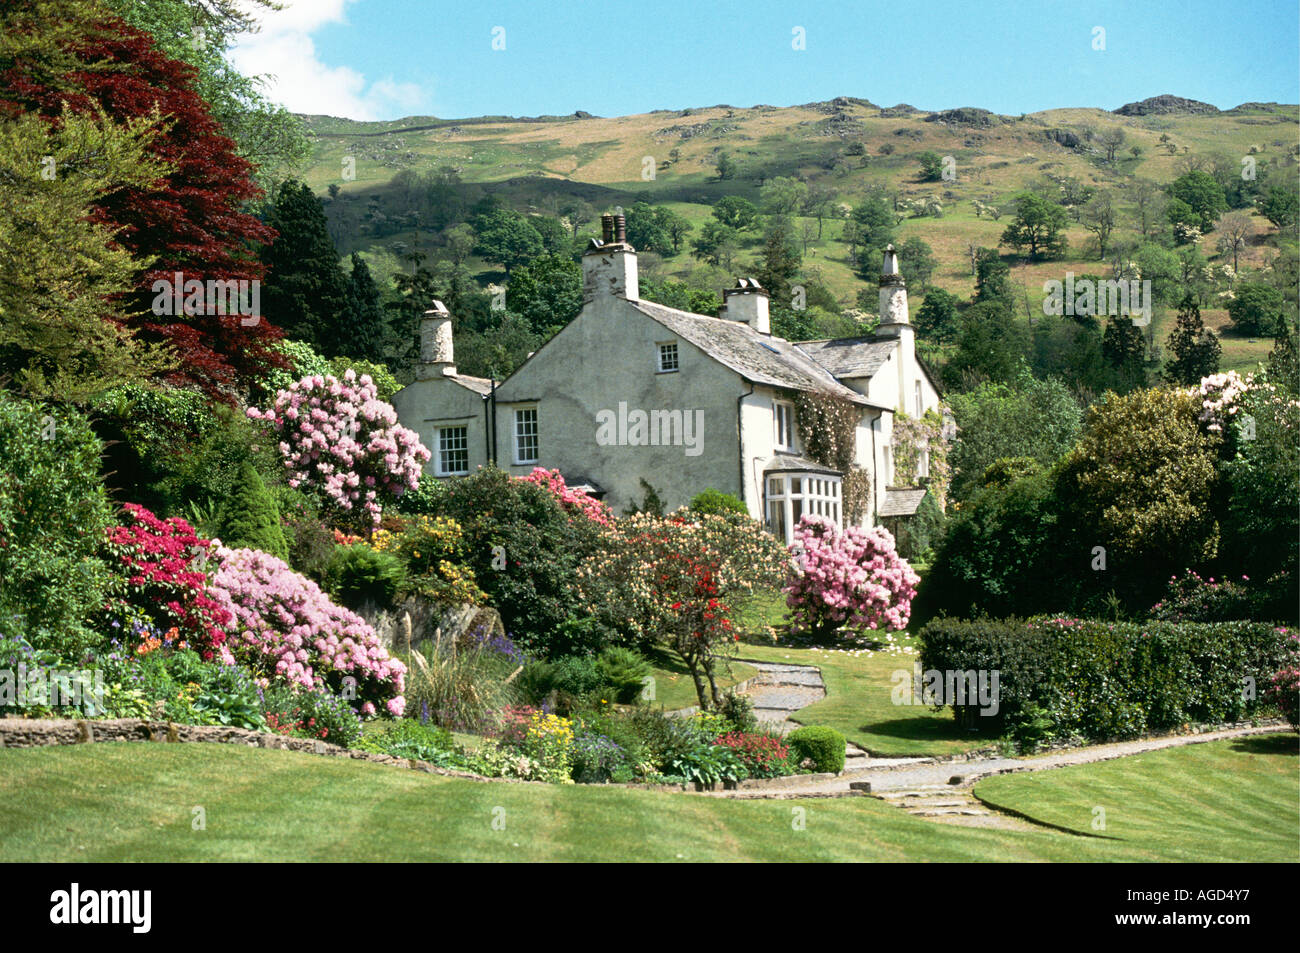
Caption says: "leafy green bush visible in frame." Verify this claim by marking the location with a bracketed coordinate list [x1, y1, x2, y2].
[429, 466, 608, 657]
[689, 488, 748, 517]
[666, 744, 749, 787]
[594, 646, 652, 703]
[259, 682, 363, 747]
[324, 543, 407, 611]
[356, 718, 458, 763]
[786, 726, 846, 773]
[919, 616, 1290, 745]
[0, 394, 116, 655]
[394, 472, 447, 516]
[717, 689, 758, 733]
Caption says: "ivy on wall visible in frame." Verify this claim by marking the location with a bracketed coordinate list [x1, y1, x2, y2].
[891, 408, 951, 508]
[794, 389, 871, 523]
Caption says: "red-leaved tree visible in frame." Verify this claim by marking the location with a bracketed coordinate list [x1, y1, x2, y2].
[0, 6, 285, 399]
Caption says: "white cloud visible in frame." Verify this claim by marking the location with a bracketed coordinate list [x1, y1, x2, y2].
[229, 0, 426, 120]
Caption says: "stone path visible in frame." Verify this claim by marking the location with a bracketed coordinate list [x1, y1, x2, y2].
[713, 658, 1294, 830]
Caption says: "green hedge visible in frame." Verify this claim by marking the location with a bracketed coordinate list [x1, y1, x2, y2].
[786, 726, 846, 773]
[918, 616, 1290, 745]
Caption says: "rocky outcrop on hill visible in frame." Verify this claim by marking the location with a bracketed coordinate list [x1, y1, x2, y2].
[1114, 94, 1218, 116]
[924, 107, 1005, 127]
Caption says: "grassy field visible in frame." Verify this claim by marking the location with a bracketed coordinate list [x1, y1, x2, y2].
[0, 736, 1292, 861]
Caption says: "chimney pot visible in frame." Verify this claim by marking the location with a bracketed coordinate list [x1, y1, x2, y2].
[600, 214, 615, 244]
[614, 213, 627, 243]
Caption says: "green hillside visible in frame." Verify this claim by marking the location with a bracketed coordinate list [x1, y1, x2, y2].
[298, 95, 1299, 376]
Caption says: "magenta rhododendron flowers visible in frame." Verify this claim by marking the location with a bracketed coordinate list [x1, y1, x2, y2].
[248, 370, 430, 527]
[105, 503, 234, 663]
[784, 515, 920, 638]
[521, 467, 613, 525]
[208, 546, 406, 717]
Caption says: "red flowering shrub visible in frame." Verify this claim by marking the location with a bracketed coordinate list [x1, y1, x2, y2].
[714, 732, 793, 778]
[104, 504, 233, 663]
[520, 468, 613, 525]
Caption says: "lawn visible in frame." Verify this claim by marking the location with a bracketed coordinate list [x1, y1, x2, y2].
[973, 733, 1300, 863]
[733, 588, 989, 757]
[0, 737, 1292, 861]
[644, 651, 758, 711]
[738, 637, 990, 758]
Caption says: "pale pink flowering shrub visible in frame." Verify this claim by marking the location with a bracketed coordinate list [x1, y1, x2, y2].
[785, 515, 920, 639]
[248, 370, 430, 527]
[1193, 370, 1249, 433]
[521, 467, 614, 526]
[209, 546, 406, 717]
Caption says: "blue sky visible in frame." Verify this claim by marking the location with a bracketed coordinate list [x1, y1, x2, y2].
[231, 0, 1300, 120]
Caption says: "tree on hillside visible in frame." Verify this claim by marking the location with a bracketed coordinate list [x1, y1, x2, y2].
[260, 179, 352, 354]
[712, 196, 760, 231]
[1, 2, 285, 399]
[472, 207, 544, 273]
[1167, 170, 1228, 231]
[1096, 126, 1126, 164]
[1258, 184, 1299, 230]
[755, 218, 802, 307]
[913, 289, 961, 344]
[942, 301, 1028, 390]
[344, 253, 387, 362]
[973, 248, 1014, 308]
[917, 150, 945, 182]
[1214, 211, 1254, 272]
[896, 237, 936, 290]
[1129, 179, 1167, 239]
[1227, 282, 1286, 336]
[560, 198, 595, 238]
[1101, 316, 1148, 393]
[760, 177, 807, 218]
[849, 197, 896, 277]
[715, 151, 737, 180]
[505, 254, 582, 335]
[1163, 294, 1221, 385]
[1080, 191, 1117, 259]
[1000, 192, 1068, 259]
[692, 221, 739, 269]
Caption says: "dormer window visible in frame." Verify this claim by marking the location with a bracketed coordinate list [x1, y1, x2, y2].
[657, 341, 679, 373]
[773, 400, 796, 451]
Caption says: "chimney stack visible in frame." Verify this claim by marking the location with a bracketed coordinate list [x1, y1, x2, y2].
[416, 301, 456, 379]
[720, 277, 770, 335]
[582, 210, 639, 303]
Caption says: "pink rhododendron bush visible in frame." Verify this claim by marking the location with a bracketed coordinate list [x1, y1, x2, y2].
[209, 546, 406, 716]
[785, 515, 920, 639]
[520, 467, 614, 525]
[248, 371, 430, 528]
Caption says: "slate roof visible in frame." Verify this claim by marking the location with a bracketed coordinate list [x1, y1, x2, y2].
[794, 337, 896, 379]
[451, 373, 493, 396]
[878, 486, 928, 517]
[632, 300, 886, 408]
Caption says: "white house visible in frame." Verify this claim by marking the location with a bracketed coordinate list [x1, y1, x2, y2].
[392, 214, 943, 544]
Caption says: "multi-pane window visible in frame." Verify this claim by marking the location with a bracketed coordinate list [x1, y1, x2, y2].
[513, 407, 538, 464]
[435, 426, 469, 476]
[657, 342, 679, 372]
[764, 473, 842, 545]
[773, 400, 796, 451]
